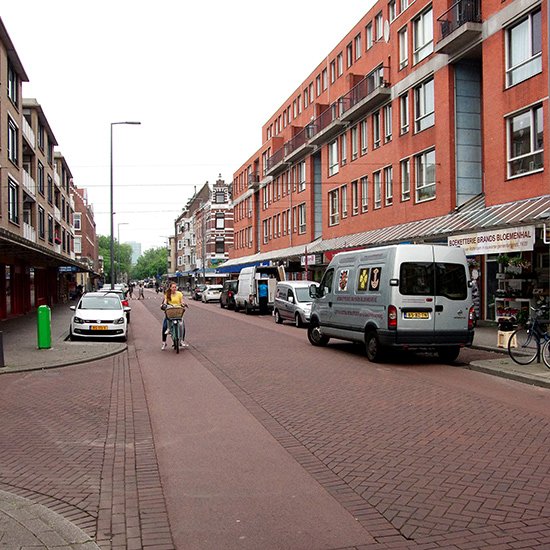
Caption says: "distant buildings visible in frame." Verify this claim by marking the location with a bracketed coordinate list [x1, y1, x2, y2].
[126, 241, 142, 265]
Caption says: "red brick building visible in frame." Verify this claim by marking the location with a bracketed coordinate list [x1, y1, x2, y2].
[227, 0, 548, 320]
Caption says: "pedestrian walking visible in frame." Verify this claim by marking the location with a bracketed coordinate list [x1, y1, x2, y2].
[138, 284, 144, 300]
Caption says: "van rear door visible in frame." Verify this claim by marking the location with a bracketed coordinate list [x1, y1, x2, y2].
[396, 247, 437, 344]
[433, 247, 471, 344]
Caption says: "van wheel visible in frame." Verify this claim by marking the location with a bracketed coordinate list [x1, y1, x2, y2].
[365, 331, 383, 362]
[245, 302, 252, 315]
[234, 302, 240, 312]
[295, 313, 302, 328]
[274, 310, 283, 324]
[437, 346, 460, 363]
[308, 320, 329, 346]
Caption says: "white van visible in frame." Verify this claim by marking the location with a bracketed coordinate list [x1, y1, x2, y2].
[274, 280, 319, 327]
[235, 265, 284, 314]
[308, 244, 474, 362]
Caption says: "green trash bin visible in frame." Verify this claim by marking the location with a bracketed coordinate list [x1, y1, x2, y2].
[37, 305, 51, 349]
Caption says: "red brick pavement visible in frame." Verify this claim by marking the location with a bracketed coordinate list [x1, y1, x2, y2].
[182, 302, 550, 549]
[0, 349, 174, 550]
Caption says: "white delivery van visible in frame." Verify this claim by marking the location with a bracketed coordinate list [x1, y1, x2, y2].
[308, 244, 474, 362]
[235, 265, 285, 314]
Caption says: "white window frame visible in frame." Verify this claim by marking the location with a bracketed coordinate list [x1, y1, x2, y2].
[73, 212, 82, 231]
[384, 104, 392, 143]
[341, 133, 347, 166]
[361, 176, 369, 212]
[351, 126, 358, 160]
[375, 12, 384, 40]
[399, 26, 408, 69]
[413, 7, 433, 64]
[298, 161, 306, 191]
[354, 34, 362, 60]
[366, 22, 373, 49]
[329, 190, 340, 226]
[374, 171, 382, 209]
[507, 104, 544, 178]
[341, 185, 348, 218]
[414, 78, 435, 132]
[8, 177, 19, 223]
[328, 140, 339, 176]
[400, 93, 409, 134]
[415, 148, 436, 202]
[506, 8, 542, 87]
[298, 204, 306, 234]
[360, 120, 368, 155]
[373, 111, 381, 149]
[384, 166, 393, 206]
[352, 180, 359, 215]
[401, 158, 411, 201]
[337, 53, 343, 76]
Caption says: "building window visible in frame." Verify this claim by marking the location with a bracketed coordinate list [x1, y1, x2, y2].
[401, 158, 411, 201]
[506, 8, 542, 87]
[341, 133, 347, 166]
[346, 42, 353, 68]
[354, 34, 362, 60]
[215, 191, 225, 203]
[337, 53, 343, 76]
[215, 212, 225, 229]
[74, 236, 82, 254]
[366, 22, 373, 49]
[73, 212, 81, 231]
[37, 121, 45, 150]
[298, 204, 306, 234]
[375, 12, 384, 40]
[263, 219, 269, 244]
[8, 178, 19, 224]
[399, 26, 408, 69]
[360, 120, 368, 155]
[8, 117, 18, 164]
[373, 111, 381, 149]
[297, 161, 306, 191]
[215, 237, 225, 254]
[48, 215, 54, 244]
[374, 171, 382, 209]
[38, 162, 45, 195]
[352, 180, 359, 215]
[507, 104, 543, 177]
[415, 149, 436, 202]
[414, 78, 435, 132]
[330, 60, 336, 83]
[329, 189, 339, 226]
[389, 0, 396, 21]
[7, 62, 18, 105]
[38, 206, 45, 239]
[401, 0, 410, 11]
[413, 7, 433, 64]
[361, 176, 369, 212]
[351, 125, 358, 160]
[384, 104, 392, 143]
[328, 140, 339, 176]
[341, 184, 348, 218]
[384, 166, 393, 206]
[400, 93, 409, 134]
[322, 69, 328, 90]
[47, 176, 53, 204]
[316, 75, 321, 96]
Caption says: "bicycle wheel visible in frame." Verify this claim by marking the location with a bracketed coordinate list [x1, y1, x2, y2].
[541, 339, 550, 369]
[508, 328, 539, 365]
[173, 323, 180, 354]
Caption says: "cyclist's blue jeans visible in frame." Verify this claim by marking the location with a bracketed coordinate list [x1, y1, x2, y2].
[162, 317, 185, 342]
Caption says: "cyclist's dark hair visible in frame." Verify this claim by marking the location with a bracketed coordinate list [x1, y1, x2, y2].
[165, 282, 177, 302]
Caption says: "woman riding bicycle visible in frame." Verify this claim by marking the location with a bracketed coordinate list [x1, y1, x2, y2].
[161, 282, 188, 350]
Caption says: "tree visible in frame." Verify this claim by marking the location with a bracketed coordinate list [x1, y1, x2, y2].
[97, 235, 133, 284]
[131, 247, 168, 281]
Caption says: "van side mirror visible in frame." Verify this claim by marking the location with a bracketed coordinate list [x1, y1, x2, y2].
[309, 284, 320, 299]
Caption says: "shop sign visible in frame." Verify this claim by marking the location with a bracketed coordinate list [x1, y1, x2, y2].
[58, 266, 78, 272]
[301, 254, 318, 266]
[448, 225, 535, 255]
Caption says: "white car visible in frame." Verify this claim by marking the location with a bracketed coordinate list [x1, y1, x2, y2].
[69, 293, 129, 341]
[201, 284, 223, 303]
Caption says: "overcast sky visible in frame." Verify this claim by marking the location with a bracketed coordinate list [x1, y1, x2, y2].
[2, 1, 373, 252]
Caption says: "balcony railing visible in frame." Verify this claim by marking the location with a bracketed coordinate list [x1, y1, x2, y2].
[22, 117, 35, 149]
[54, 205, 61, 221]
[23, 222, 37, 243]
[22, 170, 36, 197]
[436, 0, 481, 42]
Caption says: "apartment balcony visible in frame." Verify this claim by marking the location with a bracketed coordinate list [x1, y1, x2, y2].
[54, 171, 61, 188]
[284, 127, 315, 164]
[22, 170, 36, 197]
[23, 222, 37, 243]
[69, 195, 75, 209]
[435, 0, 482, 56]
[54, 243, 61, 254]
[340, 68, 391, 124]
[265, 146, 287, 176]
[22, 117, 35, 150]
[248, 171, 261, 190]
[54, 205, 61, 221]
[307, 102, 347, 146]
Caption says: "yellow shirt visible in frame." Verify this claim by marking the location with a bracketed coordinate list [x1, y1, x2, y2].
[166, 291, 183, 306]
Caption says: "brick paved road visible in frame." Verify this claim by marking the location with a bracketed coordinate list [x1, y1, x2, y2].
[147, 298, 550, 549]
[0, 348, 173, 549]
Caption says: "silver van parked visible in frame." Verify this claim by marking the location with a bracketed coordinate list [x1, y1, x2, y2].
[274, 281, 319, 327]
[308, 244, 475, 362]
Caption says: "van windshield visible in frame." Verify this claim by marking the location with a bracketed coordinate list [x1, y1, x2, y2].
[400, 262, 467, 300]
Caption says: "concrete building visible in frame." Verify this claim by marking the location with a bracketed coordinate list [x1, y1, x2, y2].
[226, 0, 548, 321]
[0, 17, 89, 319]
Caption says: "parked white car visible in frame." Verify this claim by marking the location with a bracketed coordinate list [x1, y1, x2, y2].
[201, 284, 223, 303]
[69, 293, 129, 341]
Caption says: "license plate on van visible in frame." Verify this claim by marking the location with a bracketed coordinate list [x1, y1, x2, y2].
[404, 312, 430, 319]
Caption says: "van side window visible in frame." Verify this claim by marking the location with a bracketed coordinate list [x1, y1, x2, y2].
[400, 263, 434, 295]
[357, 268, 370, 291]
[337, 269, 350, 292]
[320, 269, 334, 297]
[436, 263, 467, 300]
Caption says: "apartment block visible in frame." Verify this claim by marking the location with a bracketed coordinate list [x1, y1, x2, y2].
[0, 18, 93, 319]
[228, 0, 548, 320]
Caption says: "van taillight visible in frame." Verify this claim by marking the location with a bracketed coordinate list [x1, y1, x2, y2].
[388, 305, 397, 329]
[468, 306, 475, 329]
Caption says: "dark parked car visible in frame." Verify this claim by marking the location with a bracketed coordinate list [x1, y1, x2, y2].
[220, 280, 238, 309]
[193, 284, 207, 301]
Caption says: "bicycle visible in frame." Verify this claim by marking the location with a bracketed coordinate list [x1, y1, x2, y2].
[507, 305, 549, 365]
[163, 304, 186, 354]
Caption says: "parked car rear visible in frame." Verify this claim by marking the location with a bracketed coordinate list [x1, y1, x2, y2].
[193, 284, 207, 301]
[220, 280, 239, 309]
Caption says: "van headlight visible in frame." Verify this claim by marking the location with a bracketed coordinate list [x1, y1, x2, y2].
[114, 317, 125, 324]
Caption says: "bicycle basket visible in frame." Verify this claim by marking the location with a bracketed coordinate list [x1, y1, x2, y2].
[165, 306, 184, 319]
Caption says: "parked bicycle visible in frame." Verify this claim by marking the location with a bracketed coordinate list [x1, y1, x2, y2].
[507, 305, 550, 366]
[162, 304, 187, 354]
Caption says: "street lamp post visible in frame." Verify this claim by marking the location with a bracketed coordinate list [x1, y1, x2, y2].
[110, 121, 140, 290]
[117, 222, 129, 283]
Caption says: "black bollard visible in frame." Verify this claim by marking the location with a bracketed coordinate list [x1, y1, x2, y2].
[0, 331, 4, 367]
